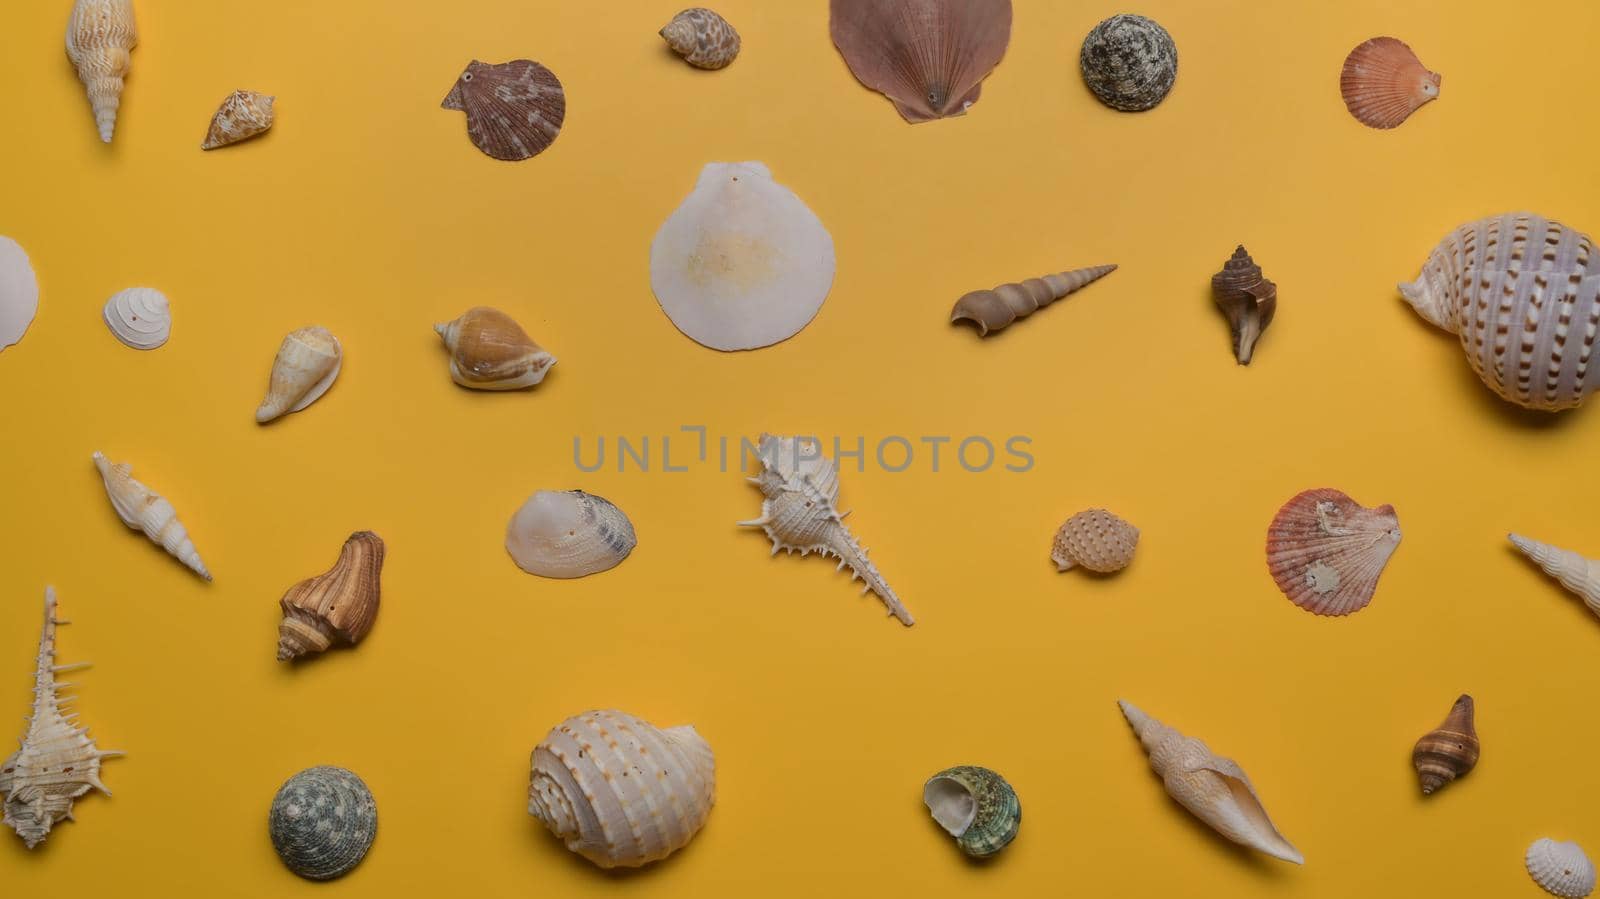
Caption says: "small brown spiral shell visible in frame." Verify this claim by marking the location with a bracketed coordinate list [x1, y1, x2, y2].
[1412, 694, 1479, 795]
[1211, 246, 1276, 364]
[950, 265, 1117, 336]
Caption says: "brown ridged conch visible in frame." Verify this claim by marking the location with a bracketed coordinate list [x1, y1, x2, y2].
[1051, 509, 1139, 574]
[0, 236, 41, 353]
[1, 588, 123, 849]
[202, 90, 275, 150]
[441, 60, 565, 162]
[256, 326, 342, 423]
[1266, 488, 1400, 617]
[830, 0, 1012, 123]
[1510, 533, 1600, 619]
[277, 532, 384, 662]
[1528, 838, 1598, 898]
[506, 490, 636, 579]
[1402, 213, 1600, 412]
[950, 265, 1117, 336]
[1340, 37, 1440, 129]
[741, 434, 913, 626]
[660, 8, 740, 70]
[1211, 246, 1276, 364]
[92, 451, 211, 580]
[528, 709, 715, 868]
[1412, 694, 1479, 796]
[1119, 700, 1303, 864]
[66, 0, 137, 143]
[433, 307, 555, 390]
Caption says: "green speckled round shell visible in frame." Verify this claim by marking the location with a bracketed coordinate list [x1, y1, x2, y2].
[923, 765, 1021, 858]
[268, 766, 377, 881]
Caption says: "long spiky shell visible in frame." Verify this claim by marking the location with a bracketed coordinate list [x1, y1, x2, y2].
[1340, 37, 1440, 129]
[1412, 694, 1479, 795]
[1510, 534, 1600, 617]
[950, 265, 1117, 336]
[277, 532, 384, 662]
[66, 0, 137, 143]
[92, 451, 212, 580]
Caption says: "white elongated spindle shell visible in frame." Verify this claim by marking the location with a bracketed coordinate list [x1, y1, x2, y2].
[0, 236, 39, 352]
[66, 0, 137, 143]
[1510, 533, 1600, 617]
[256, 326, 342, 423]
[1528, 838, 1597, 898]
[92, 451, 211, 580]
[102, 287, 170, 349]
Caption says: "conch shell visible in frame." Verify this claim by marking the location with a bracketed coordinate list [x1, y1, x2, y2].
[66, 0, 137, 143]
[506, 490, 636, 578]
[1119, 700, 1303, 864]
[1510, 533, 1600, 618]
[1051, 508, 1139, 573]
[829, 0, 1013, 123]
[1211, 246, 1276, 364]
[0, 236, 40, 353]
[256, 326, 342, 423]
[102, 287, 170, 350]
[1, 588, 122, 849]
[1340, 37, 1440, 130]
[1528, 838, 1598, 899]
[1266, 488, 1400, 617]
[202, 90, 275, 150]
[433, 307, 555, 390]
[528, 709, 715, 868]
[441, 60, 565, 162]
[660, 8, 740, 70]
[950, 265, 1117, 336]
[277, 532, 384, 662]
[922, 766, 1021, 858]
[92, 451, 211, 580]
[1411, 694, 1478, 796]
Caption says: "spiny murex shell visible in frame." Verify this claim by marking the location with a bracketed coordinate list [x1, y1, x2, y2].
[277, 531, 384, 662]
[950, 265, 1117, 336]
[506, 490, 636, 578]
[1412, 694, 1478, 796]
[1340, 37, 1439, 130]
[93, 451, 212, 580]
[1080, 14, 1177, 112]
[256, 325, 341, 423]
[434, 307, 556, 390]
[1051, 508, 1139, 574]
[1119, 700, 1302, 864]
[67, 0, 137, 143]
[1211, 246, 1276, 364]
[2, 588, 122, 849]
[528, 709, 715, 868]
[1528, 839, 1597, 898]
[1266, 488, 1400, 617]
[102, 287, 170, 350]
[441, 60, 565, 162]
[922, 766, 1020, 858]
[651, 162, 835, 351]
[269, 766, 377, 881]
[829, 0, 1012, 123]
[1401, 213, 1600, 412]
[202, 90, 275, 150]
[660, 8, 740, 70]
[1510, 533, 1600, 618]
[0, 236, 40, 353]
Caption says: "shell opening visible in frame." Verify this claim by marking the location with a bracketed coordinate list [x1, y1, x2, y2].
[923, 776, 977, 838]
[528, 771, 579, 837]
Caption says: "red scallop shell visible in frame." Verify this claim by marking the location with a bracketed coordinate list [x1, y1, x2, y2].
[1266, 488, 1401, 616]
[441, 59, 565, 161]
[1340, 37, 1440, 129]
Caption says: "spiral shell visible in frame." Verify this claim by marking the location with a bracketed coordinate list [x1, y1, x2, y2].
[1080, 14, 1177, 112]
[1411, 694, 1478, 795]
[1510, 533, 1600, 618]
[1051, 509, 1139, 574]
[1266, 489, 1400, 617]
[660, 8, 740, 70]
[434, 307, 556, 390]
[829, 0, 1013, 123]
[66, 0, 137, 143]
[0, 237, 39, 353]
[440, 60, 565, 162]
[1211, 246, 1276, 364]
[1340, 37, 1440, 129]
[1528, 839, 1597, 898]
[202, 90, 275, 150]
[102, 287, 170, 350]
[268, 766, 377, 881]
[256, 326, 342, 423]
[277, 532, 384, 662]
[506, 490, 636, 578]
[950, 265, 1117, 336]
[92, 451, 211, 580]
[922, 766, 1021, 858]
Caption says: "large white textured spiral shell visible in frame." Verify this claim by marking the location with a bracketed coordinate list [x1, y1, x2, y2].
[1527, 838, 1597, 898]
[102, 287, 170, 349]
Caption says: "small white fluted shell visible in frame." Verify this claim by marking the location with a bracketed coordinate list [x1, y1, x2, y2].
[528, 709, 715, 868]
[256, 326, 341, 423]
[1510, 534, 1600, 618]
[0, 237, 39, 352]
[1528, 838, 1597, 898]
[505, 490, 636, 578]
[1266, 488, 1401, 616]
[92, 451, 211, 580]
[102, 287, 170, 349]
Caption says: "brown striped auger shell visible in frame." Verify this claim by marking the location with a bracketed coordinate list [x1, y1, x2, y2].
[829, 0, 1012, 123]
[660, 8, 741, 70]
[276, 532, 384, 661]
[1340, 37, 1439, 129]
[1211, 246, 1276, 365]
[1412, 694, 1478, 796]
[951, 265, 1117, 336]
[1266, 488, 1401, 617]
[441, 60, 565, 161]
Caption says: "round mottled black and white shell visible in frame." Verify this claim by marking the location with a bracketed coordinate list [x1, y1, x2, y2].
[268, 766, 377, 881]
[1079, 14, 1178, 112]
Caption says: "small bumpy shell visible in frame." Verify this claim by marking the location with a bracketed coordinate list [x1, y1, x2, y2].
[433, 307, 555, 390]
[277, 532, 384, 662]
[1340, 37, 1439, 129]
[950, 265, 1117, 336]
[0, 237, 41, 352]
[506, 490, 636, 578]
[102, 287, 170, 349]
[440, 60, 565, 162]
[1211, 246, 1276, 365]
[202, 90, 275, 149]
[1051, 509, 1139, 573]
[1510, 534, 1600, 618]
[269, 766, 377, 881]
[67, 0, 137, 143]
[1528, 839, 1597, 898]
[923, 766, 1021, 858]
[1266, 489, 1401, 616]
[1080, 14, 1178, 112]
[256, 326, 341, 423]
[660, 8, 740, 70]
[829, 0, 1013, 123]
[1412, 694, 1479, 795]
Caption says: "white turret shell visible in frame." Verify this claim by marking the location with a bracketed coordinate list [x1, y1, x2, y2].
[92, 451, 211, 580]
[1510, 533, 1600, 618]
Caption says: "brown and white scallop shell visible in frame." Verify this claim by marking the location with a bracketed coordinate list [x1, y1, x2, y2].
[440, 60, 565, 161]
[660, 8, 741, 70]
[1051, 509, 1139, 574]
[1340, 37, 1440, 129]
[829, 0, 1012, 123]
[1266, 489, 1401, 616]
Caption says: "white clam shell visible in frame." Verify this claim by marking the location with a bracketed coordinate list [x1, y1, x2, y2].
[256, 326, 342, 423]
[1528, 838, 1597, 898]
[505, 490, 636, 578]
[102, 287, 170, 350]
[0, 236, 39, 352]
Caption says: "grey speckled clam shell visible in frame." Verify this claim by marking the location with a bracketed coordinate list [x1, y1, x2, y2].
[269, 766, 377, 881]
[1080, 14, 1177, 112]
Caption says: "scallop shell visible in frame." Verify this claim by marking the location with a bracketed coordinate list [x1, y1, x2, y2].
[66, 0, 137, 143]
[277, 532, 384, 662]
[1211, 246, 1276, 364]
[1412, 694, 1478, 796]
[1510, 534, 1600, 618]
[1401, 213, 1600, 412]
[1080, 14, 1178, 112]
[1051, 509, 1139, 574]
[922, 766, 1020, 858]
[650, 162, 835, 351]
[0, 236, 39, 353]
[1340, 37, 1440, 129]
[505, 490, 636, 579]
[1119, 700, 1303, 864]
[269, 766, 377, 881]
[829, 0, 1012, 123]
[660, 8, 741, 70]
[2, 588, 122, 849]
[256, 326, 341, 423]
[1528, 839, 1597, 898]
[440, 59, 565, 162]
[950, 265, 1117, 336]
[93, 451, 211, 580]
[433, 307, 556, 390]
[1266, 488, 1400, 616]
[202, 89, 275, 150]
[102, 287, 170, 350]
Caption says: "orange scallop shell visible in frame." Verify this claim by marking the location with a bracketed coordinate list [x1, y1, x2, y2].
[1340, 37, 1440, 129]
[1266, 489, 1401, 616]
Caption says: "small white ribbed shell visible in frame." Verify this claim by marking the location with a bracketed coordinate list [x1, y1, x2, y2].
[1510, 534, 1600, 617]
[1528, 838, 1597, 898]
[1401, 213, 1600, 411]
[102, 287, 170, 349]
[528, 709, 715, 868]
[92, 452, 211, 580]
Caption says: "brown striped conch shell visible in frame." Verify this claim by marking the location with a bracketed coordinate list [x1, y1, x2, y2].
[441, 60, 564, 162]
[276, 531, 384, 662]
[1528, 839, 1598, 898]
[256, 326, 341, 423]
[951, 265, 1117, 336]
[202, 90, 275, 150]
[0, 237, 40, 353]
[660, 8, 740, 70]
[1412, 694, 1478, 796]
[434, 307, 555, 390]
[92, 451, 211, 580]
[102, 287, 170, 350]
[506, 490, 636, 578]
[1051, 508, 1138, 574]
[2, 588, 123, 849]
[1340, 37, 1439, 129]
[1119, 700, 1303, 864]
[1266, 488, 1400, 616]
[1510, 533, 1600, 618]
[528, 709, 715, 868]
[66, 0, 137, 143]
[1401, 213, 1600, 412]
[830, 0, 1012, 123]
[1211, 246, 1276, 364]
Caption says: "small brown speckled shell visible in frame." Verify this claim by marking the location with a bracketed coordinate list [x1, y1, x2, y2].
[660, 9, 741, 69]
[1052, 509, 1139, 573]
[202, 90, 275, 150]
[440, 60, 565, 161]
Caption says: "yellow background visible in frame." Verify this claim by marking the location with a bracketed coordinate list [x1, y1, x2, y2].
[2, 0, 1598, 895]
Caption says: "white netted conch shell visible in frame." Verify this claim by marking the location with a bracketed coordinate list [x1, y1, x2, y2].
[202, 90, 275, 150]
[1266, 488, 1400, 616]
[92, 451, 211, 580]
[256, 326, 342, 423]
[1528, 838, 1597, 898]
[66, 0, 137, 143]
[102, 287, 170, 349]
[0, 236, 39, 353]
[1051, 508, 1139, 573]
[1510, 533, 1600, 619]
[506, 490, 636, 578]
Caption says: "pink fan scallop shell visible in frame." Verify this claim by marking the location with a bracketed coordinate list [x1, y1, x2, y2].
[829, 0, 1012, 123]
[441, 59, 565, 161]
[1266, 489, 1401, 617]
[1340, 37, 1440, 129]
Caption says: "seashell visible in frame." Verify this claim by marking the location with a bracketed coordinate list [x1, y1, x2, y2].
[922, 766, 1020, 858]
[651, 162, 835, 351]
[433, 307, 556, 390]
[1266, 488, 1400, 617]
[1411, 694, 1478, 796]
[256, 325, 342, 423]
[950, 265, 1117, 337]
[1119, 700, 1303, 864]
[0, 236, 39, 353]
[1051, 508, 1139, 574]
[269, 766, 377, 881]
[1, 588, 122, 849]
[440, 59, 565, 162]
[101, 287, 170, 350]
[1340, 37, 1440, 130]
[1510, 533, 1600, 618]
[660, 8, 741, 70]
[92, 451, 211, 580]
[1529, 839, 1597, 898]
[66, 0, 137, 143]
[1080, 14, 1178, 112]
[830, 0, 1012, 123]
[505, 490, 636, 578]
[1211, 246, 1276, 365]
[1401, 214, 1600, 411]
[741, 434, 913, 625]
[201, 89, 275, 150]
[277, 531, 384, 662]
[528, 709, 715, 868]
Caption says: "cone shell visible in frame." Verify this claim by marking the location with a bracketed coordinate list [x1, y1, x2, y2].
[1412, 694, 1478, 795]
[1266, 488, 1400, 616]
[440, 60, 564, 162]
[66, 0, 137, 143]
[0, 236, 40, 352]
[1340, 37, 1440, 129]
[506, 490, 636, 578]
[1528, 839, 1597, 898]
[1051, 509, 1139, 573]
[256, 326, 342, 423]
[660, 8, 741, 70]
[269, 766, 377, 881]
[951, 265, 1117, 336]
[102, 287, 170, 350]
[433, 307, 555, 390]
[1211, 246, 1276, 364]
[829, 0, 1012, 123]
[528, 709, 715, 868]
[277, 532, 384, 662]
[202, 90, 275, 150]
[1510, 534, 1600, 617]
[92, 451, 212, 580]
[1080, 14, 1178, 112]
[922, 766, 1021, 858]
